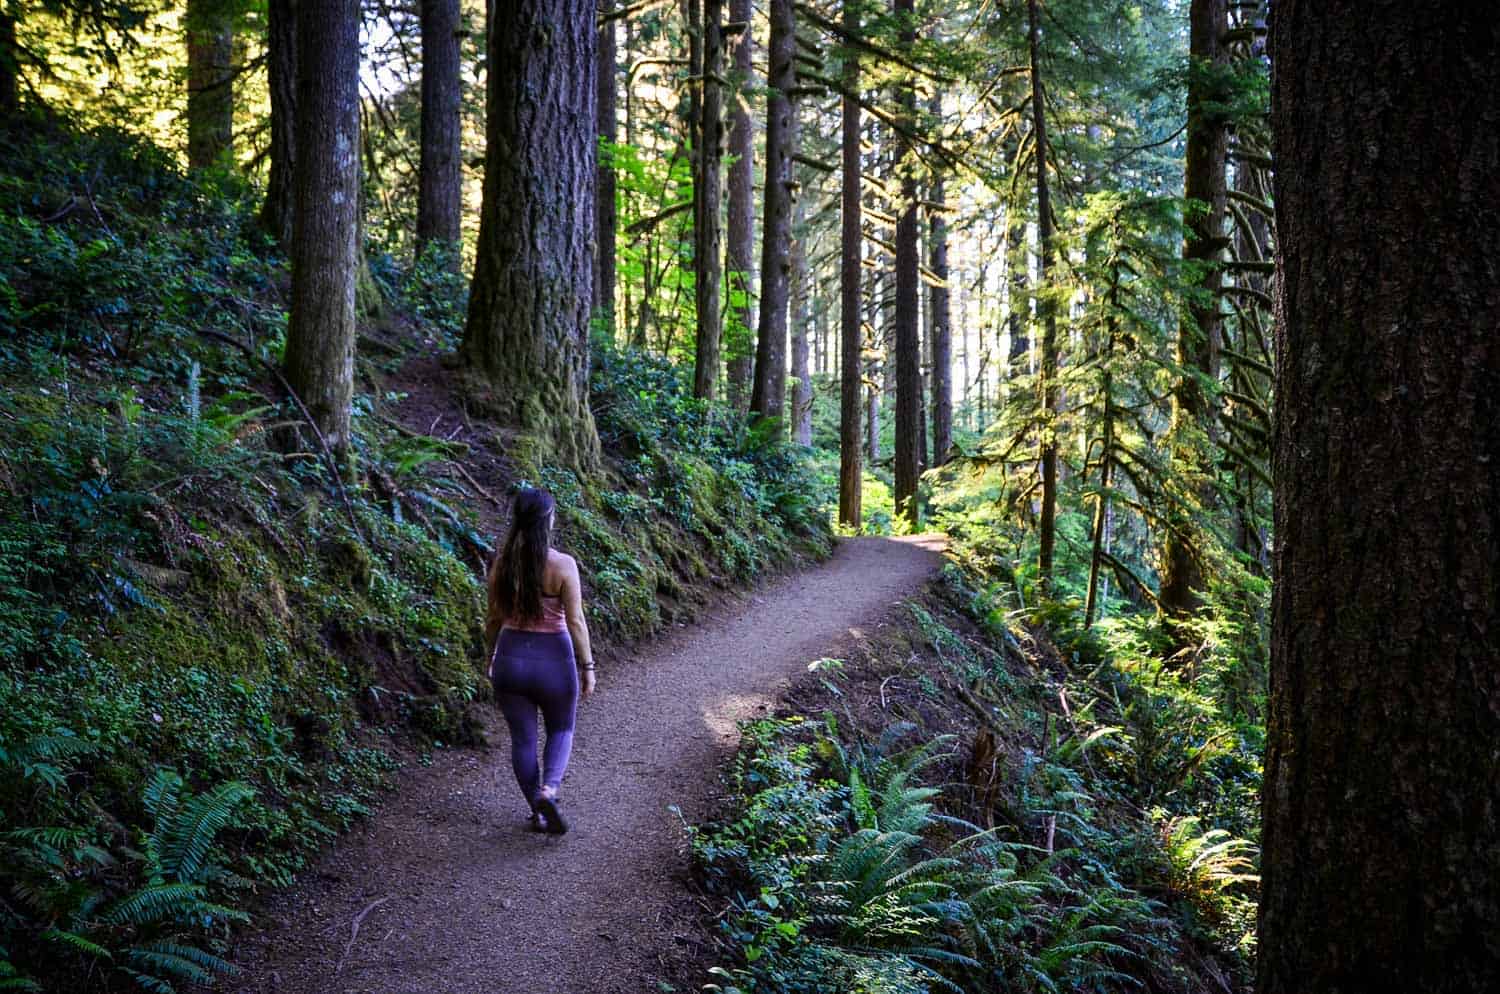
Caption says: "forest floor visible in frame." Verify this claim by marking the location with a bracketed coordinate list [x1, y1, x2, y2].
[227, 534, 945, 994]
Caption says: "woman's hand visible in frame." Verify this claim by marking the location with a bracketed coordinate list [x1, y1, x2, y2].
[579, 667, 596, 698]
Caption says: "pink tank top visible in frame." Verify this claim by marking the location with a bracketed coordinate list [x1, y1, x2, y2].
[503, 593, 568, 634]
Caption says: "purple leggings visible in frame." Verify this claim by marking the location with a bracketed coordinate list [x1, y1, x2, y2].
[491, 629, 579, 808]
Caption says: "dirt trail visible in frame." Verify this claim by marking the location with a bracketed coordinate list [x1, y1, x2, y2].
[231, 535, 944, 994]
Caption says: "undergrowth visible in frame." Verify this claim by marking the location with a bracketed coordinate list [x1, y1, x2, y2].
[693, 578, 1258, 993]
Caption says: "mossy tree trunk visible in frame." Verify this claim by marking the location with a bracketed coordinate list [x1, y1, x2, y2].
[1259, 3, 1500, 991]
[283, 0, 360, 462]
[748, 0, 795, 425]
[260, 0, 298, 247]
[692, 0, 724, 400]
[462, 0, 601, 472]
[1027, 0, 1058, 585]
[416, 0, 463, 265]
[723, 0, 755, 409]
[928, 161, 952, 466]
[789, 189, 812, 445]
[891, 0, 919, 529]
[186, 0, 236, 169]
[837, 0, 861, 528]
[595, 3, 618, 332]
[1160, 0, 1227, 629]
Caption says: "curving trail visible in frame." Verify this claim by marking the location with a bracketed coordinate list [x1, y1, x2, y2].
[231, 535, 944, 994]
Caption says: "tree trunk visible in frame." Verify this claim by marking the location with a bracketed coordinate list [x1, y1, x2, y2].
[1160, 0, 1228, 624]
[748, 0, 795, 425]
[416, 0, 463, 264]
[261, 0, 298, 248]
[186, 0, 236, 169]
[1005, 210, 1028, 378]
[1027, 0, 1058, 585]
[283, 0, 360, 462]
[692, 0, 724, 399]
[595, 5, 618, 330]
[790, 190, 812, 444]
[0, 12, 16, 116]
[1259, 5, 1500, 993]
[837, 0, 862, 529]
[462, 0, 601, 471]
[723, 0, 755, 409]
[928, 163, 952, 465]
[1086, 271, 1120, 628]
[891, 0, 919, 529]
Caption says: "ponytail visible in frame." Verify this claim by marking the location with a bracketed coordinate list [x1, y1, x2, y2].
[488, 487, 556, 626]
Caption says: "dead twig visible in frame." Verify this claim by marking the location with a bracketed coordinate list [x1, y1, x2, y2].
[335, 896, 389, 975]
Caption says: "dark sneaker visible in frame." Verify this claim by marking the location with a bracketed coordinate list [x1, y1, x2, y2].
[535, 795, 568, 835]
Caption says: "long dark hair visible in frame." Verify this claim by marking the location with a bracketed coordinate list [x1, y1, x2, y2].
[489, 487, 556, 624]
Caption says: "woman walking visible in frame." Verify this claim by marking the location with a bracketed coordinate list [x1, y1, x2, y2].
[485, 487, 596, 834]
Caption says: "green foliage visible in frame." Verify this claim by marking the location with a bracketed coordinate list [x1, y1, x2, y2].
[696, 716, 1170, 994]
[0, 731, 252, 993]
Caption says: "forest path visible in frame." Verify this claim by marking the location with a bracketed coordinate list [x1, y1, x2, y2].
[231, 535, 945, 994]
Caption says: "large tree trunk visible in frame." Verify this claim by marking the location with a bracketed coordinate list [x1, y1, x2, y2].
[595, 5, 618, 331]
[416, 0, 463, 264]
[186, 0, 236, 169]
[692, 0, 724, 399]
[837, 0, 862, 529]
[928, 165, 952, 465]
[261, 0, 298, 248]
[283, 0, 360, 462]
[891, 0, 920, 529]
[1027, 0, 1058, 585]
[462, 0, 601, 470]
[789, 190, 812, 444]
[1259, 5, 1500, 993]
[1160, 0, 1228, 625]
[723, 0, 754, 408]
[748, 0, 795, 425]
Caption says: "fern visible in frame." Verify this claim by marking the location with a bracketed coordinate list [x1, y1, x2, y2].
[98, 883, 210, 928]
[143, 769, 252, 884]
[41, 927, 113, 960]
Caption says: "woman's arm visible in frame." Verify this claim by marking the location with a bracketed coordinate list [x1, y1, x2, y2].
[559, 556, 596, 697]
[484, 550, 504, 678]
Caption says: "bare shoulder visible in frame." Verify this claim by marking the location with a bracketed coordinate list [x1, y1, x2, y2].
[545, 549, 579, 587]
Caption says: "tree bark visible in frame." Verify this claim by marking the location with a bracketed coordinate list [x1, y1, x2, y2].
[748, 0, 796, 425]
[1005, 208, 1028, 378]
[692, 0, 724, 399]
[723, 0, 755, 408]
[417, 0, 463, 264]
[186, 0, 236, 169]
[1259, 4, 1500, 992]
[1027, 0, 1058, 585]
[284, 0, 360, 462]
[891, 0, 920, 529]
[1086, 270, 1120, 628]
[837, 0, 862, 528]
[928, 163, 952, 465]
[261, 0, 298, 248]
[1160, 0, 1228, 623]
[790, 190, 812, 444]
[595, 4, 618, 330]
[462, 0, 602, 470]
